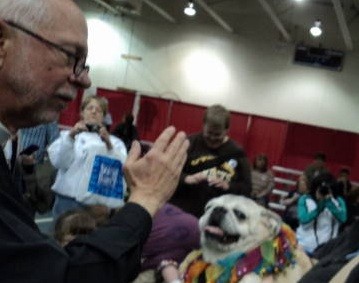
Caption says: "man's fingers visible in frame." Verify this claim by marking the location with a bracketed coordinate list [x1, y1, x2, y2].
[151, 126, 176, 152]
[165, 131, 187, 157]
[172, 138, 189, 173]
[125, 140, 141, 165]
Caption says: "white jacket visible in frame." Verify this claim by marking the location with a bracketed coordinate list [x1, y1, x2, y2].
[296, 195, 347, 254]
[48, 130, 127, 206]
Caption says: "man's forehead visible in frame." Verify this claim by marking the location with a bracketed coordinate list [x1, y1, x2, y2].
[45, 0, 88, 45]
[52, 22, 87, 48]
[204, 124, 226, 133]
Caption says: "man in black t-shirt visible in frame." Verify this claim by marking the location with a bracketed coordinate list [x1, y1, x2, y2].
[170, 104, 252, 217]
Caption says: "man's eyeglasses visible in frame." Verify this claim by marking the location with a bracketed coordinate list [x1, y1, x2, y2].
[5, 20, 89, 77]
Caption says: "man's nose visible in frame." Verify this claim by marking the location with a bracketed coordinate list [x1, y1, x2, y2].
[69, 70, 92, 89]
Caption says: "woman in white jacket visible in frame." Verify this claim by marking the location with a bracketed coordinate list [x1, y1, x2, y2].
[48, 96, 127, 219]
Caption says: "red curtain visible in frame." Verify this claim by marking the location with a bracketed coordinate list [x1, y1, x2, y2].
[245, 116, 289, 166]
[97, 88, 135, 131]
[136, 96, 171, 141]
[228, 112, 250, 148]
[59, 89, 83, 126]
[283, 123, 357, 177]
[169, 101, 205, 135]
[351, 136, 359, 180]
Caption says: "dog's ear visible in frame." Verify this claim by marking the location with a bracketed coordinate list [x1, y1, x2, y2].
[260, 209, 282, 237]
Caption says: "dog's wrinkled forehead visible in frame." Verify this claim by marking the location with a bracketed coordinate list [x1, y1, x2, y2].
[205, 195, 260, 215]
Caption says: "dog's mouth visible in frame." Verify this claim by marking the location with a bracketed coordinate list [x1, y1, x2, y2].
[204, 225, 240, 244]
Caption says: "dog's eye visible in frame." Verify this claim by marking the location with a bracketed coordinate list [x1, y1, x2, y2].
[234, 209, 246, 221]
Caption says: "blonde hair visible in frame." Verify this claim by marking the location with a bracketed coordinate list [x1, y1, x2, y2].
[80, 96, 108, 116]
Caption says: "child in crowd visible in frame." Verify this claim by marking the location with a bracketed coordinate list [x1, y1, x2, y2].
[281, 174, 309, 230]
[251, 154, 275, 207]
[54, 209, 97, 247]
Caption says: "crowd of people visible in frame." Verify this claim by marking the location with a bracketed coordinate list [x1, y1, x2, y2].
[0, 0, 358, 282]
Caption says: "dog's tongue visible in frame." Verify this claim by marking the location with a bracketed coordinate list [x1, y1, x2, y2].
[205, 226, 224, 236]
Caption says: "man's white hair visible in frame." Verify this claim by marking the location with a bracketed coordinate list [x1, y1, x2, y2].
[0, 0, 51, 29]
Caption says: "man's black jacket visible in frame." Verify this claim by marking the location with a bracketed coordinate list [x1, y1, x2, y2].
[0, 150, 151, 283]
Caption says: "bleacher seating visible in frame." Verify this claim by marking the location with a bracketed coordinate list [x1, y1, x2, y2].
[268, 165, 303, 213]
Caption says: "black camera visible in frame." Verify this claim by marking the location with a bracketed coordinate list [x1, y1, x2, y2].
[86, 124, 101, 133]
[317, 182, 330, 196]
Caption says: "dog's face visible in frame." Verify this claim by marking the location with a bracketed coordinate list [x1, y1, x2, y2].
[199, 195, 282, 263]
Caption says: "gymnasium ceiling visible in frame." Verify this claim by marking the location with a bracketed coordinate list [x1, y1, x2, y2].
[89, 0, 359, 51]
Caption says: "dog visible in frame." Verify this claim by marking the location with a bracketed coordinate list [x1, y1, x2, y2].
[179, 195, 312, 283]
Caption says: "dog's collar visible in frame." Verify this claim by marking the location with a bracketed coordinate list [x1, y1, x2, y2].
[183, 224, 297, 283]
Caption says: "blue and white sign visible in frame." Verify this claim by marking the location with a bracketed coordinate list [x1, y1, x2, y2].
[88, 155, 123, 199]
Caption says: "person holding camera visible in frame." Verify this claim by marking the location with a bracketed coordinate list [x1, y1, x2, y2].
[48, 96, 128, 219]
[296, 172, 347, 255]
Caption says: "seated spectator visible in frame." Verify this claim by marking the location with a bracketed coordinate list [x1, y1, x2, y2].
[304, 152, 329, 186]
[141, 203, 200, 271]
[54, 209, 97, 247]
[343, 186, 359, 230]
[134, 203, 200, 283]
[48, 96, 127, 219]
[296, 173, 347, 255]
[19, 122, 59, 163]
[336, 167, 352, 197]
[281, 174, 309, 230]
[19, 123, 60, 214]
[250, 154, 274, 207]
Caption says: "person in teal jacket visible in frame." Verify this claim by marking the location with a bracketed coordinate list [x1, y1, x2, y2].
[296, 172, 347, 255]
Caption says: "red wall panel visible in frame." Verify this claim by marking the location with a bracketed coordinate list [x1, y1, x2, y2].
[228, 112, 250, 148]
[351, 136, 359, 180]
[97, 88, 135, 131]
[283, 123, 358, 179]
[245, 116, 288, 166]
[169, 101, 205, 135]
[59, 89, 83, 126]
[136, 96, 171, 141]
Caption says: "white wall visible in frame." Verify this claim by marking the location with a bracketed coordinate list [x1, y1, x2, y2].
[79, 1, 359, 134]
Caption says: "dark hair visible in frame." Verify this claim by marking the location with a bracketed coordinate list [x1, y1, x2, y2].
[309, 172, 336, 199]
[339, 167, 350, 176]
[253, 154, 268, 172]
[83, 205, 112, 226]
[54, 209, 96, 243]
[346, 186, 359, 205]
[314, 152, 326, 162]
[124, 113, 134, 125]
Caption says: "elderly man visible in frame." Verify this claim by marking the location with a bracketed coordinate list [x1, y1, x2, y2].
[170, 104, 251, 217]
[0, 0, 188, 282]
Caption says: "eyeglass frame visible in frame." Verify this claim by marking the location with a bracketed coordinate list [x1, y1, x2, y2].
[4, 20, 89, 77]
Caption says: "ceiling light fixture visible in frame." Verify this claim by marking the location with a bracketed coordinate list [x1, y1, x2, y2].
[310, 20, 322, 37]
[184, 0, 196, 17]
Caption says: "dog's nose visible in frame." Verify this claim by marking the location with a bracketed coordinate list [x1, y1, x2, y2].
[209, 207, 227, 226]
